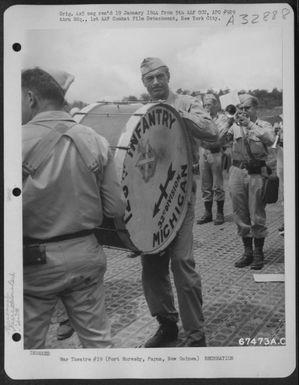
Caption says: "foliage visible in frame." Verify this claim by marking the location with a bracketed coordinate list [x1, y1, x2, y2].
[122, 95, 138, 102]
[176, 88, 282, 109]
[248, 88, 282, 108]
[67, 100, 88, 112]
[68, 88, 283, 111]
[140, 93, 151, 101]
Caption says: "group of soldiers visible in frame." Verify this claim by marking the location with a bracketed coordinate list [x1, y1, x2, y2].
[22, 57, 281, 350]
[196, 91, 278, 271]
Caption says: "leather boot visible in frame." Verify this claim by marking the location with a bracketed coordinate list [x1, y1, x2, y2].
[57, 319, 74, 341]
[251, 238, 265, 270]
[214, 200, 224, 225]
[234, 237, 253, 268]
[197, 201, 213, 224]
[144, 318, 178, 348]
[177, 335, 207, 347]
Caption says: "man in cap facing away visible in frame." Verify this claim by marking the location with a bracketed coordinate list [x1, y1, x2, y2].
[219, 93, 275, 270]
[197, 93, 226, 225]
[140, 57, 218, 347]
[22, 67, 126, 349]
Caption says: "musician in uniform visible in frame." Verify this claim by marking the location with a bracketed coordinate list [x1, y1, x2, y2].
[197, 93, 225, 225]
[22, 67, 126, 349]
[139, 57, 218, 347]
[219, 94, 275, 270]
[273, 116, 284, 235]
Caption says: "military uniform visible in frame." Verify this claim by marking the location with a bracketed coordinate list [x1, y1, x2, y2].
[198, 112, 225, 224]
[222, 110, 275, 269]
[274, 121, 284, 200]
[273, 120, 284, 234]
[142, 90, 217, 345]
[23, 109, 126, 349]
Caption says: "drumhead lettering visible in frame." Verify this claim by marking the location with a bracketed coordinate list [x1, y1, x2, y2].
[153, 164, 188, 247]
[114, 103, 193, 254]
[77, 102, 193, 253]
[127, 107, 177, 157]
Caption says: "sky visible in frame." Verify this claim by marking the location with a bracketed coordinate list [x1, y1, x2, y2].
[23, 25, 282, 103]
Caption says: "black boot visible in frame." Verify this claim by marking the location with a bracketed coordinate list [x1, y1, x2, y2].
[197, 201, 213, 224]
[177, 335, 207, 347]
[57, 319, 74, 341]
[214, 200, 224, 225]
[251, 238, 265, 270]
[234, 237, 253, 268]
[144, 318, 178, 348]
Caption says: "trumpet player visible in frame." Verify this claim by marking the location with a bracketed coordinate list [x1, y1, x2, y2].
[219, 94, 275, 270]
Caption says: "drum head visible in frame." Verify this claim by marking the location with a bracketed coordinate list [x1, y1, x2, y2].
[75, 102, 143, 147]
[115, 103, 193, 254]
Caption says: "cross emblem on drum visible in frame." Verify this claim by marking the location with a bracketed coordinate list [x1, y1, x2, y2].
[135, 140, 157, 182]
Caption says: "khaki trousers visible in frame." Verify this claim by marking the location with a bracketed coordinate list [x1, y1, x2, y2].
[229, 166, 268, 239]
[199, 149, 225, 202]
[141, 191, 205, 341]
[24, 234, 112, 349]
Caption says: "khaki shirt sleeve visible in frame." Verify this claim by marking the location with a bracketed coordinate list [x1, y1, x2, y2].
[215, 115, 234, 145]
[179, 98, 218, 142]
[247, 120, 275, 146]
[100, 150, 126, 218]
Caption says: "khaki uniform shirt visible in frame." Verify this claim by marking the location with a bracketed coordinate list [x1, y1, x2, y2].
[200, 113, 224, 152]
[23, 110, 126, 239]
[165, 90, 217, 162]
[222, 118, 275, 162]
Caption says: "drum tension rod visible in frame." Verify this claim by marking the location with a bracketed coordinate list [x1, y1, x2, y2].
[74, 112, 139, 116]
[110, 146, 130, 151]
[96, 226, 127, 233]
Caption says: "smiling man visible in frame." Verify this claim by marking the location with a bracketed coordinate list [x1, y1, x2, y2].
[140, 57, 218, 348]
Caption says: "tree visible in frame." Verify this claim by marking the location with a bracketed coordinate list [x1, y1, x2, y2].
[67, 100, 88, 111]
[176, 88, 191, 95]
[140, 93, 150, 101]
[191, 91, 203, 97]
[122, 95, 138, 102]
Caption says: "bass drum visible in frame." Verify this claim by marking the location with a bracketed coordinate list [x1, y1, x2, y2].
[75, 102, 193, 255]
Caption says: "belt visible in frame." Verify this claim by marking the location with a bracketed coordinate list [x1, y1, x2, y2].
[23, 229, 95, 245]
[232, 159, 266, 175]
[232, 159, 249, 169]
[209, 148, 221, 154]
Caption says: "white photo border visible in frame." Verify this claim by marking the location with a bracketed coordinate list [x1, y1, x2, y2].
[3, 2, 296, 380]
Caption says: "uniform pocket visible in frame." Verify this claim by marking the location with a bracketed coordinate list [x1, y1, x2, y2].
[248, 138, 267, 158]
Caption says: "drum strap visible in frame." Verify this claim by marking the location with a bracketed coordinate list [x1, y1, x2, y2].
[23, 122, 100, 179]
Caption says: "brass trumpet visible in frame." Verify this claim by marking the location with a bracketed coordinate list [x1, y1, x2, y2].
[224, 104, 237, 119]
[224, 105, 249, 125]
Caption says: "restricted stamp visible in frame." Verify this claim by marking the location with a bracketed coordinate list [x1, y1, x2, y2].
[3, 1, 296, 381]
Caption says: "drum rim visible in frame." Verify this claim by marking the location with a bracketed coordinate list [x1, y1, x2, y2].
[74, 101, 144, 122]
